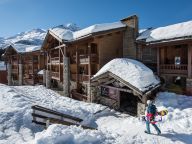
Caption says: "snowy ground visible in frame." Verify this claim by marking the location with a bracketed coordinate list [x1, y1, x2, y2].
[0, 84, 191, 144]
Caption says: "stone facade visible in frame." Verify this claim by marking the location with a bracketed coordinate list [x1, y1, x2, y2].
[19, 64, 23, 85]
[7, 63, 12, 86]
[121, 15, 138, 59]
[46, 70, 51, 88]
[63, 56, 70, 97]
[186, 78, 192, 95]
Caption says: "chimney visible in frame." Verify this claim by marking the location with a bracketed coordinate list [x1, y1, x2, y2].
[121, 15, 139, 59]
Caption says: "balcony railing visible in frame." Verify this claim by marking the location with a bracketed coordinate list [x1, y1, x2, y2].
[71, 74, 91, 82]
[160, 64, 188, 75]
[72, 54, 98, 64]
[51, 57, 60, 64]
[52, 72, 60, 80]
[71, 89, 87, 101]
[12, 69, 18, 74]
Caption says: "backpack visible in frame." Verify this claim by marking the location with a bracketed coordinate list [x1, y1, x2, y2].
[148, 104, 157, 115]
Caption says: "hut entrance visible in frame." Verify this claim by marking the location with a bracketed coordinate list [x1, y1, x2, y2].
[120, 91, 138, 116]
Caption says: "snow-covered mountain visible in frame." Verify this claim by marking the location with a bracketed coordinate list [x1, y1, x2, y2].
[0, 23, 80, 49]
[0, 28, 46, 49]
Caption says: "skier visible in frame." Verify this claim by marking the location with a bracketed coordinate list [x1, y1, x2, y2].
[145, 100, 161, 135]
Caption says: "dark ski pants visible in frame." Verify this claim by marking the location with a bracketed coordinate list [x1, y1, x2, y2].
[146, 121, 161, 134]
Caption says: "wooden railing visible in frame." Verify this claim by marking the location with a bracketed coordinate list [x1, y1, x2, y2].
[12, 69, 18, 74]
[51, 57, 60, 64]
[72, 54, 98, 64]
[52, 72, 60, 80]
[71, 74, 91, 82]
[71, 89, 87, 101]
[160, 64, 188, 75]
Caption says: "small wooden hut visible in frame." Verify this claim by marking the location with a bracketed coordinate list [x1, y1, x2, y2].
[91, 58, 160, 116]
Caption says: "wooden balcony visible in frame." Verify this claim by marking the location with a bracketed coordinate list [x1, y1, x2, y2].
[72, 54, 98, 64]
[160, 64, 188, 75]
[24, 78, 35, 85]
[71, 74, 91, 82]
[52, 72, 60, 80]
[71, 89, 87, 101]
[12, 69, 18, 74]
[51, 57, 60, 64]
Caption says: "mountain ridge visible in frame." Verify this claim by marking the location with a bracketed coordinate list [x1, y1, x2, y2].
[0, 23, 80, 49]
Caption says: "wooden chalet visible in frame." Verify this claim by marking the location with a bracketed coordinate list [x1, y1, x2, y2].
[137, 20, 192, 95]
[4, 44, 45, 85]
[42, 15, 139, 102]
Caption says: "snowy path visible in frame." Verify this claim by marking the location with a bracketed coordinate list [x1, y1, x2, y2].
[0, 84, 191, 144]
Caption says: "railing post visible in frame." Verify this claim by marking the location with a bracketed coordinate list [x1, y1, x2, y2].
[188, 44, 192, 78]
[157, 47, 160, 75]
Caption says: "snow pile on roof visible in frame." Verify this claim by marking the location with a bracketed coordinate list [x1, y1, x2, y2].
[73, 22, 126, 40]
[0, 84, 192, 143]
[0, 61, 6, 70]
[50, 22, 126, 41]
[11, 43, 41, 53]
[50, 23, 80, 41]
[137, 20, 192, 43]
[93, 58, 160, 92]
[37, 70, 43, 75]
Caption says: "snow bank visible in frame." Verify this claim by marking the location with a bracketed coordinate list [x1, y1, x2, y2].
[50, 22, 126, 41]
[137, 20, 192, 42]
[0, 84, 192, 144]
[35, 124, 114, 144]
[0, 84, 105, 144]
[93, 58, 160, 92]
[0, 61, 6, 70]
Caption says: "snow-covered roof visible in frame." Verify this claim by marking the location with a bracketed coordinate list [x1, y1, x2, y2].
[50, 22, 126, 41]
[137, 20, 192, 43]
[93, 58, 160, 92]
[37, 70, 43, 75]
[0, 61, 6, 71]
[10, 44, 41, 53]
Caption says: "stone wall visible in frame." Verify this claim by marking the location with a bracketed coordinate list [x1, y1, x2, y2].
[121, 15, 138, 59]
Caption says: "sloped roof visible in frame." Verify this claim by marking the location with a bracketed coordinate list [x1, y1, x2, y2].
[50, 22, 126, 41]
[6, 44, 41, 54]
[92, 58, 160, 93]
[137, 20, 192, 43]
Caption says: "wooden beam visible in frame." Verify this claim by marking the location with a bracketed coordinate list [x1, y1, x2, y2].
[103, 79, 116, 85]
[76, 46, 79, 90]
[157, 47, 160, 75]
[50, 44, 65, 50]
[188, 44, 192, 78]
[100, 84, 132, 93]
[88, 43, 91, 82]
[59, 48, 61, 80]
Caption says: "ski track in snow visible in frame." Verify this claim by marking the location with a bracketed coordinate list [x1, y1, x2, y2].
[0, 84, 192, 144]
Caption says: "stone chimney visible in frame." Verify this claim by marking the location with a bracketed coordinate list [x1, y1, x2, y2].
[121, 15, 139, 59]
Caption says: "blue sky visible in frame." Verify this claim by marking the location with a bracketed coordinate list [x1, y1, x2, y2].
[0, 0, 192, 37]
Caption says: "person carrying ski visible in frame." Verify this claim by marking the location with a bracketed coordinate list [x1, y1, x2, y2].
[145, 100, 161, 135]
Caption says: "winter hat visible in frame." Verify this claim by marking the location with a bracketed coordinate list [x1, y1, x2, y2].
[147, 100, 152, 105]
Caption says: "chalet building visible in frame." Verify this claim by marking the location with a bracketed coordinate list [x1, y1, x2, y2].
[136, 20, 192, 95]
[41, 15, 139, 102]
[4, 44, 45, 85]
